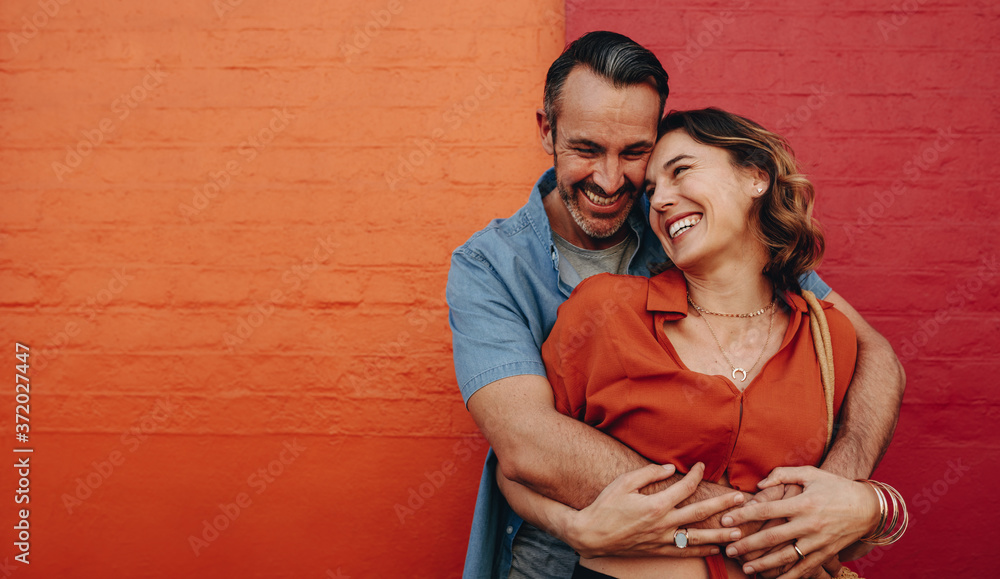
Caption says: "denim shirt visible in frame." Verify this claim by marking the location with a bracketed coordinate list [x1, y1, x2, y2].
[445, 168, 831, 579]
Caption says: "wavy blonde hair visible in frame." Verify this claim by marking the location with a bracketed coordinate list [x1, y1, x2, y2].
[657, 108, 824, 293]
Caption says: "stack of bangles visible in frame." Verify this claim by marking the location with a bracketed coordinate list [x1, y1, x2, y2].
[857, 479, 909, 545]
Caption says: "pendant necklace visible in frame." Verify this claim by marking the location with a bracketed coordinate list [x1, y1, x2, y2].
[687, 294, 776, 382]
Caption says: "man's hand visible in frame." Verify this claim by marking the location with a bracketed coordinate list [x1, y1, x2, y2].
[722, 467, 879, 579]
[738, 484, 796, 577]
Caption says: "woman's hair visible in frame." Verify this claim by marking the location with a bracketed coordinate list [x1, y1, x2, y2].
[656, 107, 824, 294]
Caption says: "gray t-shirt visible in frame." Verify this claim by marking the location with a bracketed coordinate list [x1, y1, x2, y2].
[552, 230, 638, 279]
[509, 231, 638, 579]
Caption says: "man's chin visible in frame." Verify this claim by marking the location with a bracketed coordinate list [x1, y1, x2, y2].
[576, 212, 632, 240]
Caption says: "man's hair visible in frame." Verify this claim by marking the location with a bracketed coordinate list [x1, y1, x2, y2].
[658, 108, 825, 293]
[543, 31, 669, 134]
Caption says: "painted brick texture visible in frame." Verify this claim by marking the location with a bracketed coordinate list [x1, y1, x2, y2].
[1, 0, 563, 576]
[568, 1, 999, 577]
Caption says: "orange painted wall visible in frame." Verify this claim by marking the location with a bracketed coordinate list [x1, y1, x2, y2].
[1, 0, 562, 576]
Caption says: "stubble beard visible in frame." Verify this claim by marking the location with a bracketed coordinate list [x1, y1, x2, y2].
[557, 179, 637, 240]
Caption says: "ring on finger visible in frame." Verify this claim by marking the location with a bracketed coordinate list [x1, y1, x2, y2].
[673, 529, 689, 549]
[792, 541, 805, 561]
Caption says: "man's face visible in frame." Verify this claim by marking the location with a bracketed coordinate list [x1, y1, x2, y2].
[539, 66, 661, 248]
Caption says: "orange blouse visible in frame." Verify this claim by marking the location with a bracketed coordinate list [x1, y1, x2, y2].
[543, 268, 857, 491]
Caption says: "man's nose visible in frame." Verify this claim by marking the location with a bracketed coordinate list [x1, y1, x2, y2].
[593, 156, 625, 194]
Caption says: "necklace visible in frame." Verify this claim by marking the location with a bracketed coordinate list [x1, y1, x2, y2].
[688, 295, 775, 382]
[688, 296, 774, 318]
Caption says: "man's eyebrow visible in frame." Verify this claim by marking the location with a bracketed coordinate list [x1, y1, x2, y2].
[565, 138, 604, 150]
[623, 140, 655, 151]
[662, 154, 695, 168]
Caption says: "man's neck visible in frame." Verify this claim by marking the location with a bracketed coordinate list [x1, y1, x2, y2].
[542, 187, 630, 250]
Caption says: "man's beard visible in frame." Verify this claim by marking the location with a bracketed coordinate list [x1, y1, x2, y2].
[558, 179, 637, 240]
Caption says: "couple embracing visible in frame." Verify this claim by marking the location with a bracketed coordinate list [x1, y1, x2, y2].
[447, 31, 907, 579]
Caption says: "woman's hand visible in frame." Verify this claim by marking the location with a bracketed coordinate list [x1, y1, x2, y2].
[721, 466, 879, 579]
[568, 462, 747, 558]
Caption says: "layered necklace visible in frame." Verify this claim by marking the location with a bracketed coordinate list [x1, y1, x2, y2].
[687, 293, 776, 382]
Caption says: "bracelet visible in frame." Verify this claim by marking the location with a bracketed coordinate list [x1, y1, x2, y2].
[857, 479, 908, 545]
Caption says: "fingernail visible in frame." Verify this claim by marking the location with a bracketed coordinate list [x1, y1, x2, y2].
[726, 546, 737, 557]
[733, 493, 745, 504]
[744, 565, 754, 574]
[730, 530, 741, 540]
[710, 547, 720, 555]
[721, 515, 733, 526]
[745, 499, 757, 506]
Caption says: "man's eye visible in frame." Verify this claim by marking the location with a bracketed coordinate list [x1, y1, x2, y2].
[623, 150, 649, 159]
[574, 147, 597, 155]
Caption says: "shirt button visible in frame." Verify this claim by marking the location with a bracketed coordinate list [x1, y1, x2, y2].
[506, 526, 514, 534]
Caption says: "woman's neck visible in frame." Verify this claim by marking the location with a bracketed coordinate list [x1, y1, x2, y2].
[682, 255, 775, 315]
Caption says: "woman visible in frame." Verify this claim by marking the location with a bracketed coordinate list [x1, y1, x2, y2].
[497, 108, 904, 578]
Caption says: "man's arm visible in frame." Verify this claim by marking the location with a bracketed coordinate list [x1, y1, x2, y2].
[496, 461, 742, 558]
[818, 291, 906, 478]
[468, 373, 759, 535]
[447, 247, 761, 551]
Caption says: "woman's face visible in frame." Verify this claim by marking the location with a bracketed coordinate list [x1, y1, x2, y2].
[644, 129, 765, 273]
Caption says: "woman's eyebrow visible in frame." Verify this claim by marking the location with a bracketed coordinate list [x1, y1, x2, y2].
[661, 154, 695, 169]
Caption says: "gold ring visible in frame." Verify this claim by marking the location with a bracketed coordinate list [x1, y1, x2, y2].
[792, 542, 805, 560]
[673, 529, 688, 549]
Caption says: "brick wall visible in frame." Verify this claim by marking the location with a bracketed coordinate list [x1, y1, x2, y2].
[568, 1, 999, 576]
[1, 0, 562, 576]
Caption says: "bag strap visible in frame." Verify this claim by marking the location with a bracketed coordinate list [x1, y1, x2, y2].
[801, 290, 835, 454]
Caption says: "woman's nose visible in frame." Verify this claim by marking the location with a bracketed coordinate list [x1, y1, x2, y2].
[648, 182, 675, 212]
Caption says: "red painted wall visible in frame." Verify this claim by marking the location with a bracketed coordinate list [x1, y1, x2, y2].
[1, 0, 563, 576]
[567, 1, 999, 576]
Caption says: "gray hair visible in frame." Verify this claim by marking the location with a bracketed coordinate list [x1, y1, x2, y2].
[543, 31, 669, 134]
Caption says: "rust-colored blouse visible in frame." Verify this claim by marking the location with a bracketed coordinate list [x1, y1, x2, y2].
[543, 268, 857, 492]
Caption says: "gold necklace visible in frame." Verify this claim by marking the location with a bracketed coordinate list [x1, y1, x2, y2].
[688, 295, 775, 382]
[688, 296, 774, 318]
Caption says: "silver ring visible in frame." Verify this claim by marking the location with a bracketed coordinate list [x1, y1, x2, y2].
[792, 542, 805, 560]
[673, 529, 689, 549]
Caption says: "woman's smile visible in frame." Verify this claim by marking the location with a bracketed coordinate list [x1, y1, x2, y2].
[668, 214, 702, 239]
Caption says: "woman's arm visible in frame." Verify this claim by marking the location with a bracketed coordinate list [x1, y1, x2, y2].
[496, 462, 747, 559]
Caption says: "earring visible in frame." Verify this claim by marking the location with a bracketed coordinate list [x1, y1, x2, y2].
[757, 187, 763, 193]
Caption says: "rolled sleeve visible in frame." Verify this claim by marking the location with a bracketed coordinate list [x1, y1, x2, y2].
[799, 270, 832, 299]
[447, 248, 547, 405]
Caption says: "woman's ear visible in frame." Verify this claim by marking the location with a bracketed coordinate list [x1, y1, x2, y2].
[750, 170, 770, 198]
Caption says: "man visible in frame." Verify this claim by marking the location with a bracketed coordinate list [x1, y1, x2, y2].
[446, 31, 904, 579]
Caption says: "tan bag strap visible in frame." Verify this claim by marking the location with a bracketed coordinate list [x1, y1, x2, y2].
[801, 290, 835, 454]
[800, 293, 869, 579]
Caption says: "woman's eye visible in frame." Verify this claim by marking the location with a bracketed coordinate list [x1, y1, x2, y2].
[673, 166, 689, 177]
[644, 186, 655, 198]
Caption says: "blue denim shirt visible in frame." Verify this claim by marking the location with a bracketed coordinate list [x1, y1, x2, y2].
[446, 168, 831, 579]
